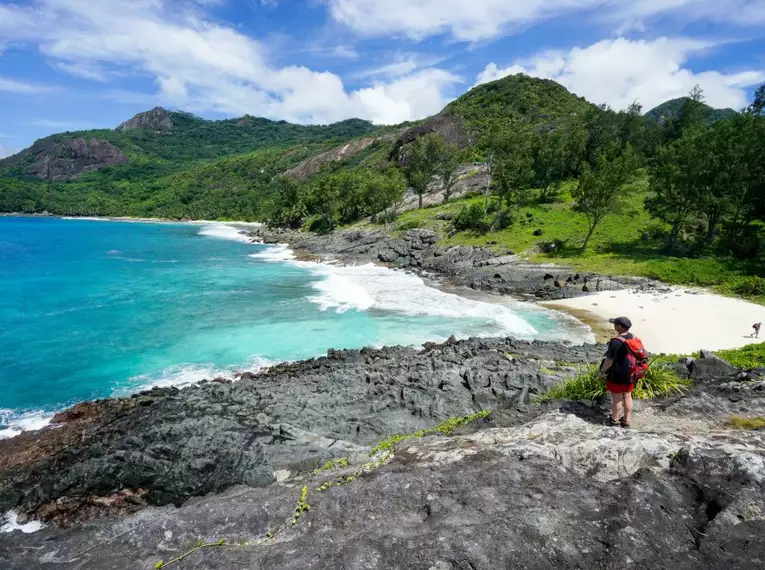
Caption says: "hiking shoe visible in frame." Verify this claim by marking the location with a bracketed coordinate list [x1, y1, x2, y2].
[606, 417, 620, 427]
[620, 419, 631, 429]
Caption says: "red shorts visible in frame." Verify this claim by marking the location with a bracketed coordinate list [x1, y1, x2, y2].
[606, 380, 635, 394]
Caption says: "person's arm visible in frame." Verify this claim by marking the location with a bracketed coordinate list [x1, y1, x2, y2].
[600, 339, 619, 378]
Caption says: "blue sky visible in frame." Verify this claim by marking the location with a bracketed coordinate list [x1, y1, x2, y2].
[1, 0, 764, 156]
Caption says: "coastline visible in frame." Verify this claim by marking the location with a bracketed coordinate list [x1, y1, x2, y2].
[0, 220, 596, 441]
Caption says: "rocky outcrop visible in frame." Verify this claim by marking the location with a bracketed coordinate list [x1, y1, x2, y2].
[252, 227, 653, 301]
[117, 107, 174, 131]
[1, 351, 763, 569]
[391, 113, 473, 166]
[400, 163, 490, 210]
[0, 337, 603, 529]
[281, 131, 403, 181]
[0, 138, 128, 180]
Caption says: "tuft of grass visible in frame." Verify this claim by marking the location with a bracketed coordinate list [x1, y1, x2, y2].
[725, 416, 765, 430]
[716, 343, 765, 370]
[538, 364, 691, 403]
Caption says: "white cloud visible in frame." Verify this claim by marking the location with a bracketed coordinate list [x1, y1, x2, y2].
[26, 119, 105, 130]
[327, 0, 765, 41]
[0, 77, 54, 93]
[474, 37, 765, 111]
[0, 0, 457, 125]
[0, 144, 18, 159]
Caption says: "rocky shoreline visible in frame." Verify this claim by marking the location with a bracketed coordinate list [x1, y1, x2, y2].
[2, 225, 763, 569]
[249, 226, 656, 302]
[1, 339, 763, 568]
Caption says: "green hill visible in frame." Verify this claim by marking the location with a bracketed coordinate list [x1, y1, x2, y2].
[445, 74, 594, 136]
[0, 74, 603, 219]
[644, 97, 737, 125]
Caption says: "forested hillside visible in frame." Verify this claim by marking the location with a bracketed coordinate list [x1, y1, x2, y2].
[1, 75, 763, 282]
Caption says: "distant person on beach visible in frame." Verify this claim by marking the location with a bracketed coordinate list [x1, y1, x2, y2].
[752, 323, 761, 338]
[599, 316, 649, 429]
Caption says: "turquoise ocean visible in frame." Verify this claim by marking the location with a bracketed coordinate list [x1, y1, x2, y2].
[0, 216, 592, 438]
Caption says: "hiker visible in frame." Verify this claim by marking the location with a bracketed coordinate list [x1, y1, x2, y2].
[752, 323, 761, 339]
[599, 316, 649, 429]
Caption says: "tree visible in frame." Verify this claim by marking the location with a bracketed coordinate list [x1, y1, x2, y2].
[646, 129, 708, 251]
[572, 143, 638, 251]
[403, 135, 442, 209]
[490, 122, 535, 229]
[533, 120, 586, 201]
[748, 84, 765, 116]
[434, 140, 461, 203]
[364, 168, 406, 220]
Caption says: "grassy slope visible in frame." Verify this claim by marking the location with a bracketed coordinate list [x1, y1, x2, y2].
[379, 173, 765, 303]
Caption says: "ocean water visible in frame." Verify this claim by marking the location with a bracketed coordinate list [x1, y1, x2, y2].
[0, 217, 592, 438]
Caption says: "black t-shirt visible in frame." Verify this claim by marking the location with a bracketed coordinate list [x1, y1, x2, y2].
[604, 333, 634, 383]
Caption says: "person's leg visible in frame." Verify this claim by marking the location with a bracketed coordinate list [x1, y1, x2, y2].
[622, 392, 633, 425]
[610, 391, 623, 422]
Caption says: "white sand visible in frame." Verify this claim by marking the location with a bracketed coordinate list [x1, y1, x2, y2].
[543, 288, 765, 355]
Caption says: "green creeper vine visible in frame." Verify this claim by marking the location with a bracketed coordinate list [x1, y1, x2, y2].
[155, 538, 226, 569]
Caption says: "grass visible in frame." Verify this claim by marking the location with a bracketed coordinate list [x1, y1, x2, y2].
[725, 416, 765, 430]
[537, 364, 692, 403]
[378, 174, 765, 304]
[716, 343, 765, 370]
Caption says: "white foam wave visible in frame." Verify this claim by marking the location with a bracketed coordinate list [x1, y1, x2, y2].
[114, 356, 276, 396]
[303, 263, 538, 338]
[198, 224, 253, 243]
[0, 409, 54, 440]
[249, 243, 296, 262]
[1, 511, 45, 534]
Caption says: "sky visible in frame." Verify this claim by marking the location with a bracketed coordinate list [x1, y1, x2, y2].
[0, 0, 764, 156]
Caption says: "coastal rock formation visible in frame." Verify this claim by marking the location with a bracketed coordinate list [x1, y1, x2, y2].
[253, 227, 652, 301]
[1, 350, 764, 569]
[0, 138, 128, 180]
[0, 338, 603, 528]
[117, 107, 174, 131]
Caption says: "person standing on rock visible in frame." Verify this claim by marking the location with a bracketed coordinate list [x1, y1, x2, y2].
[599, 317, 648, 429]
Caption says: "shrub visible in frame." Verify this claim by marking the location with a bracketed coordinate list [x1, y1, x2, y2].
[538, 364, 691, 402]
[715, 343, 765, 370]
[303, 214, 332, 234]
[453, 203, 488, 233]
[718, 276, 765, 298]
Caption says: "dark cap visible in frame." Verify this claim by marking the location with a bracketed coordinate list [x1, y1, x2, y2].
[609, 317, 632, 329]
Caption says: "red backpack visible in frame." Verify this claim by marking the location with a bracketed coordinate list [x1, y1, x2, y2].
[612, 336, 650, 384]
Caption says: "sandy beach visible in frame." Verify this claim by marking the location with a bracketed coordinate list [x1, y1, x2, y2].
[543, 288, 765, 355]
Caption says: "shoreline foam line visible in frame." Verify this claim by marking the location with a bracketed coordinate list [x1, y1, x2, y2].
[249, 242, 597, 344]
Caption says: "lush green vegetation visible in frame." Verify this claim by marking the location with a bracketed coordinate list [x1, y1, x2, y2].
[0, 111, 379, 220]
[716, 343, 765, 370]
[644, 97, 737, 126]
[2, 75, 765, 300]
[538, 364, 692, 402]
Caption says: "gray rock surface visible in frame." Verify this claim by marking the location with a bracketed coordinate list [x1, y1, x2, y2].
[117, 107, 174, 131]
[0, 138, 128, 180]
[2, 377, 763, 570]
[0, 338, 603, 527]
